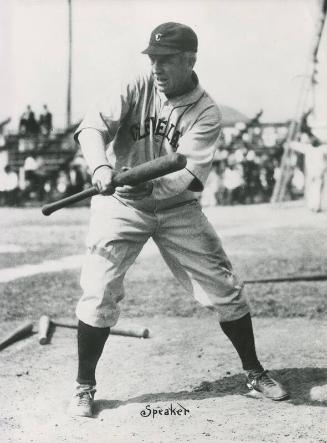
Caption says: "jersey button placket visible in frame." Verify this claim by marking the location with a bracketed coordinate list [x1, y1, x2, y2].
[154, 104, 169, 144]
[157, 104, 173, 156]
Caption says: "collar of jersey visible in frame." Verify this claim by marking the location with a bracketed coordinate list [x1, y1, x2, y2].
[156, 71, 204, 107]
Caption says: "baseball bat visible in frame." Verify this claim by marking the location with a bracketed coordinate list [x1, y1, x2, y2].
[38, 315, 51, 345]
[0, 321, 34, 351]
[42, 153, 187, 216]
[110, 327, 150, 339]
[52, 320, 150, 339]
[244, 274, 327, 284]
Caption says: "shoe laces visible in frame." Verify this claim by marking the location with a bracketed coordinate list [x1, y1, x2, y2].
[76, 389, 95, 406]
[248, 369, 276, 387]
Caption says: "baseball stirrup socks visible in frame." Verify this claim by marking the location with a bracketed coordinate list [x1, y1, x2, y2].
[220, 313, 263, 372]
[77, 320, 110, 385]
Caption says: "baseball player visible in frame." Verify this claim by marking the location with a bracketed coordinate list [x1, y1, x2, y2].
[69, 22, 289, 417]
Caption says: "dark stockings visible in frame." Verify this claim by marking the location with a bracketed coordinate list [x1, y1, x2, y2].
[220, 313, 263, 372]
[77, 320, 110, 385]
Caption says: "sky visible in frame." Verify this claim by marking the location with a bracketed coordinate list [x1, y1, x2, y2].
[1, 0, 326, 130]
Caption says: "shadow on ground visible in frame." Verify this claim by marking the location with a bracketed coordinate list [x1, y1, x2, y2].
[94, 367, 327, 415]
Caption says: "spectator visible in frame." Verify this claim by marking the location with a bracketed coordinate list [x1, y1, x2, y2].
[19, 109, 29, 135]
[19, 105, 39, 142]
[26, 105, 39, 136]
[56, 170, 70, 195]
[67, 155, 90, 195]
[24, 155, 47, 201]
[0, 122, 7, 147]
[24, 154, 38, 184]
[290, 137, 327, 211]
[215, 161, 227, 205]
[259, 154, 275, 202]
[243, 151, 262, 204]
[200, 162, 220, 207]
[0, 167, 6, 205]
[224, 161, 245, 205]
[1, 165, 19, 206]
[272, 158, 281, 187]
[39, 104, 53, 136]
[290, 165, 305, 199]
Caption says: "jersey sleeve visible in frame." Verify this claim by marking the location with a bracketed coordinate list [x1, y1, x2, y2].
[74, 76, 140, 145]
[152, 168, 195, 199]
[178, 105, 222, 191]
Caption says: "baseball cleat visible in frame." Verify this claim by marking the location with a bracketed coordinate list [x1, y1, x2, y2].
[246, 370, 289, 401]
[68, 385, 96, 417]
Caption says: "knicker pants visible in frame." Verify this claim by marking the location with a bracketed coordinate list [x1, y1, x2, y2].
[76, 196, 250, 327]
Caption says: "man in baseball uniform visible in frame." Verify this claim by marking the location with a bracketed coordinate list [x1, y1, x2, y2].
[69, 22, 288, 417]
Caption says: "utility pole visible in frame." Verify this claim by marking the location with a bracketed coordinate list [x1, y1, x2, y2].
[66, 0, 72, 127]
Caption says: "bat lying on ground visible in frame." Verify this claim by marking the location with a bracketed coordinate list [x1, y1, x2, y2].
[42, 153, 187, 216]
[38, 315, 150, 344]
[38, 315, 51, 344]
[244, 274, 327, 284]
[0, 321, 34, 351]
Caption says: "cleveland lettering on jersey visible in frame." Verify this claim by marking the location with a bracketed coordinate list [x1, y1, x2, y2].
[130, 115, 181, 149]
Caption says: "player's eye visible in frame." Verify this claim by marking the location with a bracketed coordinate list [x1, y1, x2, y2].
[149, 55, 170, 65]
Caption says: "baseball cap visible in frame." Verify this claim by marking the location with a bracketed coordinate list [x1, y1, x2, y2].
[142, 22, 198, 55]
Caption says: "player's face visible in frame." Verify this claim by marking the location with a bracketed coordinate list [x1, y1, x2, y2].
[149, 53, 194, 98]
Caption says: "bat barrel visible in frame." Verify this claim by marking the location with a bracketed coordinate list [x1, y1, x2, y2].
[112, 153, 187, 187]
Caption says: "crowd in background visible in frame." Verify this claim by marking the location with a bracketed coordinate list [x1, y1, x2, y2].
[19, 104, 53, 137]
[17, 105, 54, 153]
[0, 153, 90, 206]
[200, 145, 304, 207]
[0, 111, 307, 207]
[200, 122, 305, 206]
[201, 150, 277, 207]
[0, 104, 91, 206]
[0, 165, 20, 206]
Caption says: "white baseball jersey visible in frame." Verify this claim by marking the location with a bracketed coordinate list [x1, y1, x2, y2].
[75, 71, 222, 211]
[74, 72, 249, 328]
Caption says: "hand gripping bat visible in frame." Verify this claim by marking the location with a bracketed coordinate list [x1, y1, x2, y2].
[42, 153, 187, 216]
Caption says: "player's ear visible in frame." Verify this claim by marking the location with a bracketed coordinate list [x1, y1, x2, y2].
[186, 52, 197, 68]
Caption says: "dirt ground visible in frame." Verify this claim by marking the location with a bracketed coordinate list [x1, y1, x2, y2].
[1, 201, 327, 443]
[1, 316, 327, 443]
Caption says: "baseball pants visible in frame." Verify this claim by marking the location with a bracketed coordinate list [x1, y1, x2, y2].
[76, 195, 250, 327]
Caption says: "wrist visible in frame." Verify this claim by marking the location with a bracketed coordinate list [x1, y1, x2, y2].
[92, 164, 113, 176]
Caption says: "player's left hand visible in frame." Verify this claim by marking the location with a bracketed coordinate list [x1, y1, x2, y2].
[114, 167, 153, 200]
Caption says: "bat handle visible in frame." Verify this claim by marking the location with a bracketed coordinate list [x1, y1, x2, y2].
[42, 186, 99, 216]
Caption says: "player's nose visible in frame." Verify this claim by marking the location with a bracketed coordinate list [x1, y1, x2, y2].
[151, 59, 163, 74]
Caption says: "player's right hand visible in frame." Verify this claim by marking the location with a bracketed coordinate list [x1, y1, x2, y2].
[92, 165, 115, 195]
